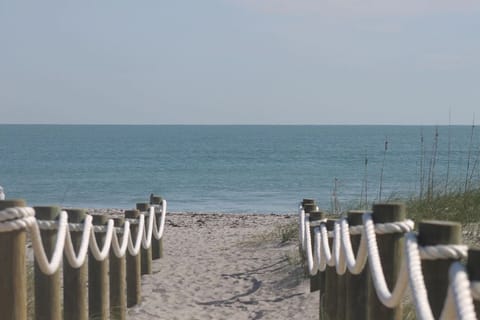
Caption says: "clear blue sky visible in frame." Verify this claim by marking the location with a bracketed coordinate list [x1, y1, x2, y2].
[1, 1, 479, 125]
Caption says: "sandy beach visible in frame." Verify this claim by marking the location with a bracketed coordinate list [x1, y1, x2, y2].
[124, 212, 318, 320]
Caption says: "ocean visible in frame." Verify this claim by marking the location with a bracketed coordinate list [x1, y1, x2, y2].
[0, 125, 478, 213]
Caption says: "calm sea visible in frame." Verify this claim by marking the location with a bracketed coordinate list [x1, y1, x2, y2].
[0, 125, 478, 213]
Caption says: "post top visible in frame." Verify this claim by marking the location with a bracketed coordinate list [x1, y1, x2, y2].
[325, 219, 337, 230]
[150, 196, 163, 205]
[0, 199, 26, 210]
[372, 203, 406, 223]
[64, 209, 87, 223]
[91, 214, 109, 225]
[136, 203, 150, 212]
[309, 210, 325, 221]
[109, 215, 125, 227]
[125, 209, 140, 219]
[34, 206, 61, 220]
[418, 220, 462, 246]
[347, 210, 366, 226]
[302, 198, 316, 205]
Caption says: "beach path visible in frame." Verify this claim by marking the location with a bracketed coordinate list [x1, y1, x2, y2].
[126, 213, 319, 320]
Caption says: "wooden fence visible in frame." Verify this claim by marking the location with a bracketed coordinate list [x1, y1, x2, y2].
[0, 195, 166, 320]
[300, 199, 480, 320]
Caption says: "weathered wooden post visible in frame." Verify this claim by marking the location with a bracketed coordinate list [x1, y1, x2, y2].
[302, 199, 317, 214]
[0, 199, 28, 320]
[136, 202, 152, 275]
[150, 195, 163, 259]
[110, 216, 127, 320]
[309, 210, 325, 292]
[34, 205, 62, 320]
[345, 210, 368, 320]
[89, 214, 110, 320]
[336, 219, 347, 320]
[125, 209, 142, 307]
[324, 219, 338, 320]
[63, 208, 88, 320]
[418, 220, 462, 319]
[467, 248, 480, 317]
[367, 203, 405, 320]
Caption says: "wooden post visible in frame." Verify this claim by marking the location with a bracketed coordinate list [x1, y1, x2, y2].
[418, 220, 462, 319]
[0, 199, 28, 320]
[34, 206, 62, 320]
[367, 203, 405, 320]
[467, 248, 480, 317]
[136, 203, 152, 275]
[63, 208, 88, 320]
[125, 209, 141, 307]
[345, 210, 368, 320]
[150, 195, 163, 260]
[110, 216, 127, 320]
[336, 216, 347, 320]
[302, 199, 317, 214]
[309, 210, 325, 292]
[89, 214, 110, 320]
[324, 219, 337, 320]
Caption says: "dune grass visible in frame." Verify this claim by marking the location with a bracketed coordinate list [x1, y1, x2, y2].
[406, 186, 480, 225]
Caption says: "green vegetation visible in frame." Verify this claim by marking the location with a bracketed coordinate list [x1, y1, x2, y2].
[406, 187, 480, 225]
[248, 220, 299, 245]
[276, 222, 299, 244]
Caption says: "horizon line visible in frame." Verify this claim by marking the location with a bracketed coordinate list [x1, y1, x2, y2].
[0, 123, 476, 126]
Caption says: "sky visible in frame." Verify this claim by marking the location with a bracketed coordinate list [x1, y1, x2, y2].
[1, 1, 479, 125]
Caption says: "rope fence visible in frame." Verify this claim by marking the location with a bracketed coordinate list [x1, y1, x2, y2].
[299, 199, 480, 320]
[0, 195, 167, 320]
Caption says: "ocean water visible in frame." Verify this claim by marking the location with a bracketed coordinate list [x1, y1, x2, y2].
[0, 125, 478, 213]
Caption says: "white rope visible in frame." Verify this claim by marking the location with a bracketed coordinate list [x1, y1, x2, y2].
[299, 206, 305, 250]
[340, 218, 368, 275]
[68, 223, 88, 232]
[0, 206, 34, 223]
[349, 225, 364, 235]
[89, 219, 115, 261]
[334, 221, 347, 275]
[405, 232, 435, 320]
[363, 212, 412, 308]
[439, 262, 477, 320]
[0, 200, 167, 273]
[111, 220, 131, 258]
[128, 214, 145, 256]
[299, 207, 479, 320]
[28, 211, 68, 275]
[405, 231, 473, 320]
[314, 228, 326, 271]
[142, 210, 153, 249]
[304, 217, 319, 275]
[419, 245, 468, 261]
[37, 219, 61, 230]
[320, 223, 335, 267]
[152, 199, 167, 240]
[0, 207, 36, 232]
[374, 219, 415, 234]
[64, 215, 93, 268]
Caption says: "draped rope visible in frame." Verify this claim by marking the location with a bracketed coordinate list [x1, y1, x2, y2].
[0, 201, 168, 274]
[152, 200, 167, 240]
[299, 206, 476, 320]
